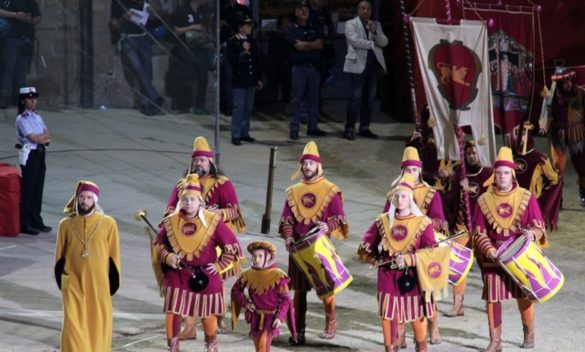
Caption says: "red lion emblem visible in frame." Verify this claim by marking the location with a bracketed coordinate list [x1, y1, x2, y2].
[391, 225, 408, 241]
[496, 203, 513, 219]
[429, 39, 482, 111]
[427, 262, 443, 279]
[301, 193, 317, 208]
[181, 222, 197, 236]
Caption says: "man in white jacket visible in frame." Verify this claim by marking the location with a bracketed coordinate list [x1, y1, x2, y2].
[342, 0, 387, 140]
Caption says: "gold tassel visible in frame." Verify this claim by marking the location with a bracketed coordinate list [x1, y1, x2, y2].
[478, 134, 487, 145]
[427, 114, 436, 128]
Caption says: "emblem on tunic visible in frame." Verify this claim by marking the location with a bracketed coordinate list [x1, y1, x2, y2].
[428, 39, 482, 111]
[181, 222, 198, 236]
[468, 181, 480, 198]
[301, 193, 317, 208]
[515, 158, 527, 174]
[496, 203, 513, 219]
[427, 262, 442, 279]
[391, 225, 408, 241]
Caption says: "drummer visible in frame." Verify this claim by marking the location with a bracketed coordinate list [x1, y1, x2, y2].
[278, 141, 349, 344]
[154, 174, 244, 352]
[473, 146, 548, 351]
[358, 173, 444, 352]
[384, 146, 448, 345]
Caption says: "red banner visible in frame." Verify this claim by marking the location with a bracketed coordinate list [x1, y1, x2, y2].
[464, 7, 535, 145]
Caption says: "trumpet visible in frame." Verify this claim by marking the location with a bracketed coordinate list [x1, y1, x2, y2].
[134, 209, 158, 233]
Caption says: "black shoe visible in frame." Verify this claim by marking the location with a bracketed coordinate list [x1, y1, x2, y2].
[307, 128, 328, 137]
[231, 138, 242, 146]
[241, 136, 256, 143]
[289, 332, 306, 345]
[37, 225, 52, 233]
[358, 129, 378, 139]
[21, 226, 40, 235]
[290, 131, 299, 140]
[140, 105, 160, 116]
[343, 130, 355, 140]
[154, 96, 164, 107]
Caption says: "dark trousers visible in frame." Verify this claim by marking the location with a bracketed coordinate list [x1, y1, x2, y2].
[345, 63, 380, 132]
[232, 86, 255, 139]
[220, 57, 233, 113]
[20, 147, 46, 229]
[0, 37, 32, 99]
[174, 44, 209, 110]
[290, 65, 320, 133]
[120, 35, 161, 108]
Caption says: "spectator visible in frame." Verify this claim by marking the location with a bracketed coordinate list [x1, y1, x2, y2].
[0, 0, 41, 109]
[110, 0, 165, 116]
[286, 1, 327, 141]
[342, 0, 387, 140]
[226, 15, 262, 146]
[170, 0, 213, 114]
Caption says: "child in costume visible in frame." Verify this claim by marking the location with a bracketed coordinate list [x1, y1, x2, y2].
[231, 241, 296, 351]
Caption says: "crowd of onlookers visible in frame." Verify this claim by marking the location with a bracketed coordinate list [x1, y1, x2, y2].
[1, 0, 391, 145]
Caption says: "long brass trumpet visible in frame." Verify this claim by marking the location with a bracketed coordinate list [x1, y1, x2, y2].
[134, 209, 158, 233]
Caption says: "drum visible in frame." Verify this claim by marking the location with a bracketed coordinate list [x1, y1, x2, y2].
[290, 227, 353, 299]
[448, 241, 474, 286]
[434, 232, 474, 286]
[496, 235, 564, 303]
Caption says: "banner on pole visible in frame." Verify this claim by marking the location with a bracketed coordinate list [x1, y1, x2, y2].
[411, 17, 496, 167]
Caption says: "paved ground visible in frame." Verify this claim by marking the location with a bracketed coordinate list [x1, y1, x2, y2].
[0, 106, 583, 351]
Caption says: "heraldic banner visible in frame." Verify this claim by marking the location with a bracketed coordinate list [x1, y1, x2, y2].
[463, 7, 535, 147]
[411, 17, 496, 167]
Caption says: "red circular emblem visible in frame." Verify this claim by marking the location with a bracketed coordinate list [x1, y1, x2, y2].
[181, 222, 197, 236]
[427, 262, 442, 279]
[496, 203, 513, 219]
[391, 225, 408, 241]
[301, 193, 317, 208]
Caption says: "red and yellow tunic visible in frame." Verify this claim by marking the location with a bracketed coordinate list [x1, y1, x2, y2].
[472, 184, 547, 302]
[154, 209, 243, 318]
[231, 265, 293, 338]
[279, 176, 349, 291]
[358, 214, 437, 322]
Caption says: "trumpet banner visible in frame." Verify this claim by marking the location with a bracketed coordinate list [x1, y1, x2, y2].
[411, 17, 496, 167]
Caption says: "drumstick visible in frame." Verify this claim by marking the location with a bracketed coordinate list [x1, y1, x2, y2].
[370, 230, 467, 269]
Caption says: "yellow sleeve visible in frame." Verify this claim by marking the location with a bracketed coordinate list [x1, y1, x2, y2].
[541, 158, 559, 185]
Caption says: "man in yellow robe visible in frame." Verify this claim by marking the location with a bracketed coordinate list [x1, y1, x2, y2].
[54, 180, 121, 352]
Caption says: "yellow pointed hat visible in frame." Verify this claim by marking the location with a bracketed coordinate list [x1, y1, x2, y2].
[63, 180, 100, 213]
[493, 146, 516, 170]
[179, 173, 202, 198]
[192, 136, 215, 158]
[394, 172, 415, 194]
[400, 146, 422, 168]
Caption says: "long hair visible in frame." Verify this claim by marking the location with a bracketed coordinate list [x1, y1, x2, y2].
[386, 191, 424, 230]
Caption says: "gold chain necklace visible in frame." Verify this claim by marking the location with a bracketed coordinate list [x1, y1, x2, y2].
[71, 213, 104, 258]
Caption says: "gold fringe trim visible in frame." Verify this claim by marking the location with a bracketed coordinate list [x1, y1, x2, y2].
[200, 175, 228, 204]
[164, 210, 220, 260]
[477, 189, 531, 237]
[568, 122, 585, 145]
[357, 241, 374, 263]
[239, 268, 287, 295]
[378, 216, 432, 255]
[328, 214, 349, 240]
[285, 181, 341, 227]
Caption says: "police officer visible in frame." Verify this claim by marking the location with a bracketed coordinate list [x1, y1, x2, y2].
[15, 87, 51, 235]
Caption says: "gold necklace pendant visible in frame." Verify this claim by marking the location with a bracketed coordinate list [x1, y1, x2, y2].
[82, 244, 90, 258]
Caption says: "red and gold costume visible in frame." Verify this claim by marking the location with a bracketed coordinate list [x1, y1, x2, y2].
[384, 146, 447, 346]
[544, 67, 585, 205]
[155, 174, 243, 351]
[231, 241, 295, 352]
[473, 147, 547, 351]
[359, 173, 448, 352]
[513, 123, 562, 230]
[278, 141, 349, 342]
